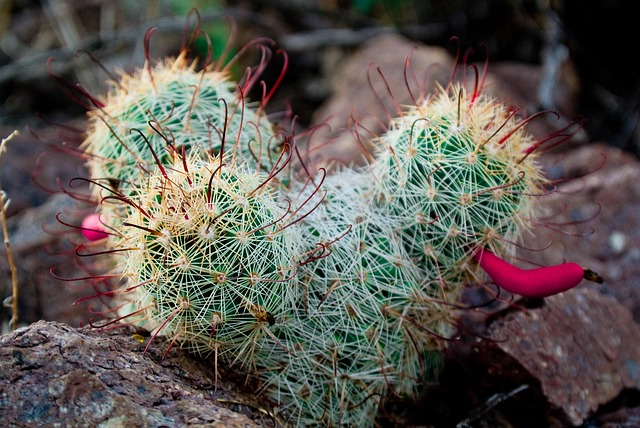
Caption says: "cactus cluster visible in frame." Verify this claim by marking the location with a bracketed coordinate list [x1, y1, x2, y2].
[66, 32, 597, 427]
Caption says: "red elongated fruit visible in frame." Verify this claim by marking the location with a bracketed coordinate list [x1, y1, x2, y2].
[473, 248, 602, 298]
[81, 213, 108, 241]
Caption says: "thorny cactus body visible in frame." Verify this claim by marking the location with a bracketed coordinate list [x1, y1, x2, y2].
[61, 30, 602, 427]
[375, 86, 541, 282]
[82, 50, 279, 227]
[258, 169, 431, 424]
[113, 151, 301, 362]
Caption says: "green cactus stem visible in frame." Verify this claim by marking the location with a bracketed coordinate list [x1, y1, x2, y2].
[66, 32, 597, 426]
[109, 147, 302, 366]
[82, 42, 282, 217]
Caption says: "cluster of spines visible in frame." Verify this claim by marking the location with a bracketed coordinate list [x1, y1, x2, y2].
[375, 86, 543, 281]
[259, 169, 428, 424]
[111, 149, 302, 363]
[61, 23, 602, 427]
[81, 36, 283, 229]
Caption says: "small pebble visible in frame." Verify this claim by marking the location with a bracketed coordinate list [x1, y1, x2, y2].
[609, 231, 626, 255]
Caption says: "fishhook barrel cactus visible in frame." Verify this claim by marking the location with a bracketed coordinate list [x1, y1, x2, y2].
[55, 20, 603, 428]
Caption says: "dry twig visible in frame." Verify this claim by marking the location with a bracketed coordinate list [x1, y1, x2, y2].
[0, 130, 20, 331]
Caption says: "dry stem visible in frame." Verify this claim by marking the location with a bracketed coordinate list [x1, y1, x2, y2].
[0, 130, 20, 331]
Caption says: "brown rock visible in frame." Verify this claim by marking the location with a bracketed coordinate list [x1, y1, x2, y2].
[0, 321, 269, 427]
[478, 287, 640, 426]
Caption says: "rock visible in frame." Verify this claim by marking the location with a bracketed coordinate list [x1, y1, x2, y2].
[415, 286, 640, 427]
[478, 287, 640, 426]
[0, 320, 268, 428]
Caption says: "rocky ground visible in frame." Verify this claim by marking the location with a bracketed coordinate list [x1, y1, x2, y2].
[0, 2, 639, 427]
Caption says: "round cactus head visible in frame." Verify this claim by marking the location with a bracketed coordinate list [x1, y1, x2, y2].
[83, 48, 278, 198]
[109, 148, 300, 363]
[375, 83, 546, 284]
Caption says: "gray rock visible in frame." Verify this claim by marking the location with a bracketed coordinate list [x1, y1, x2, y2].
[0, 320, 268, 428]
